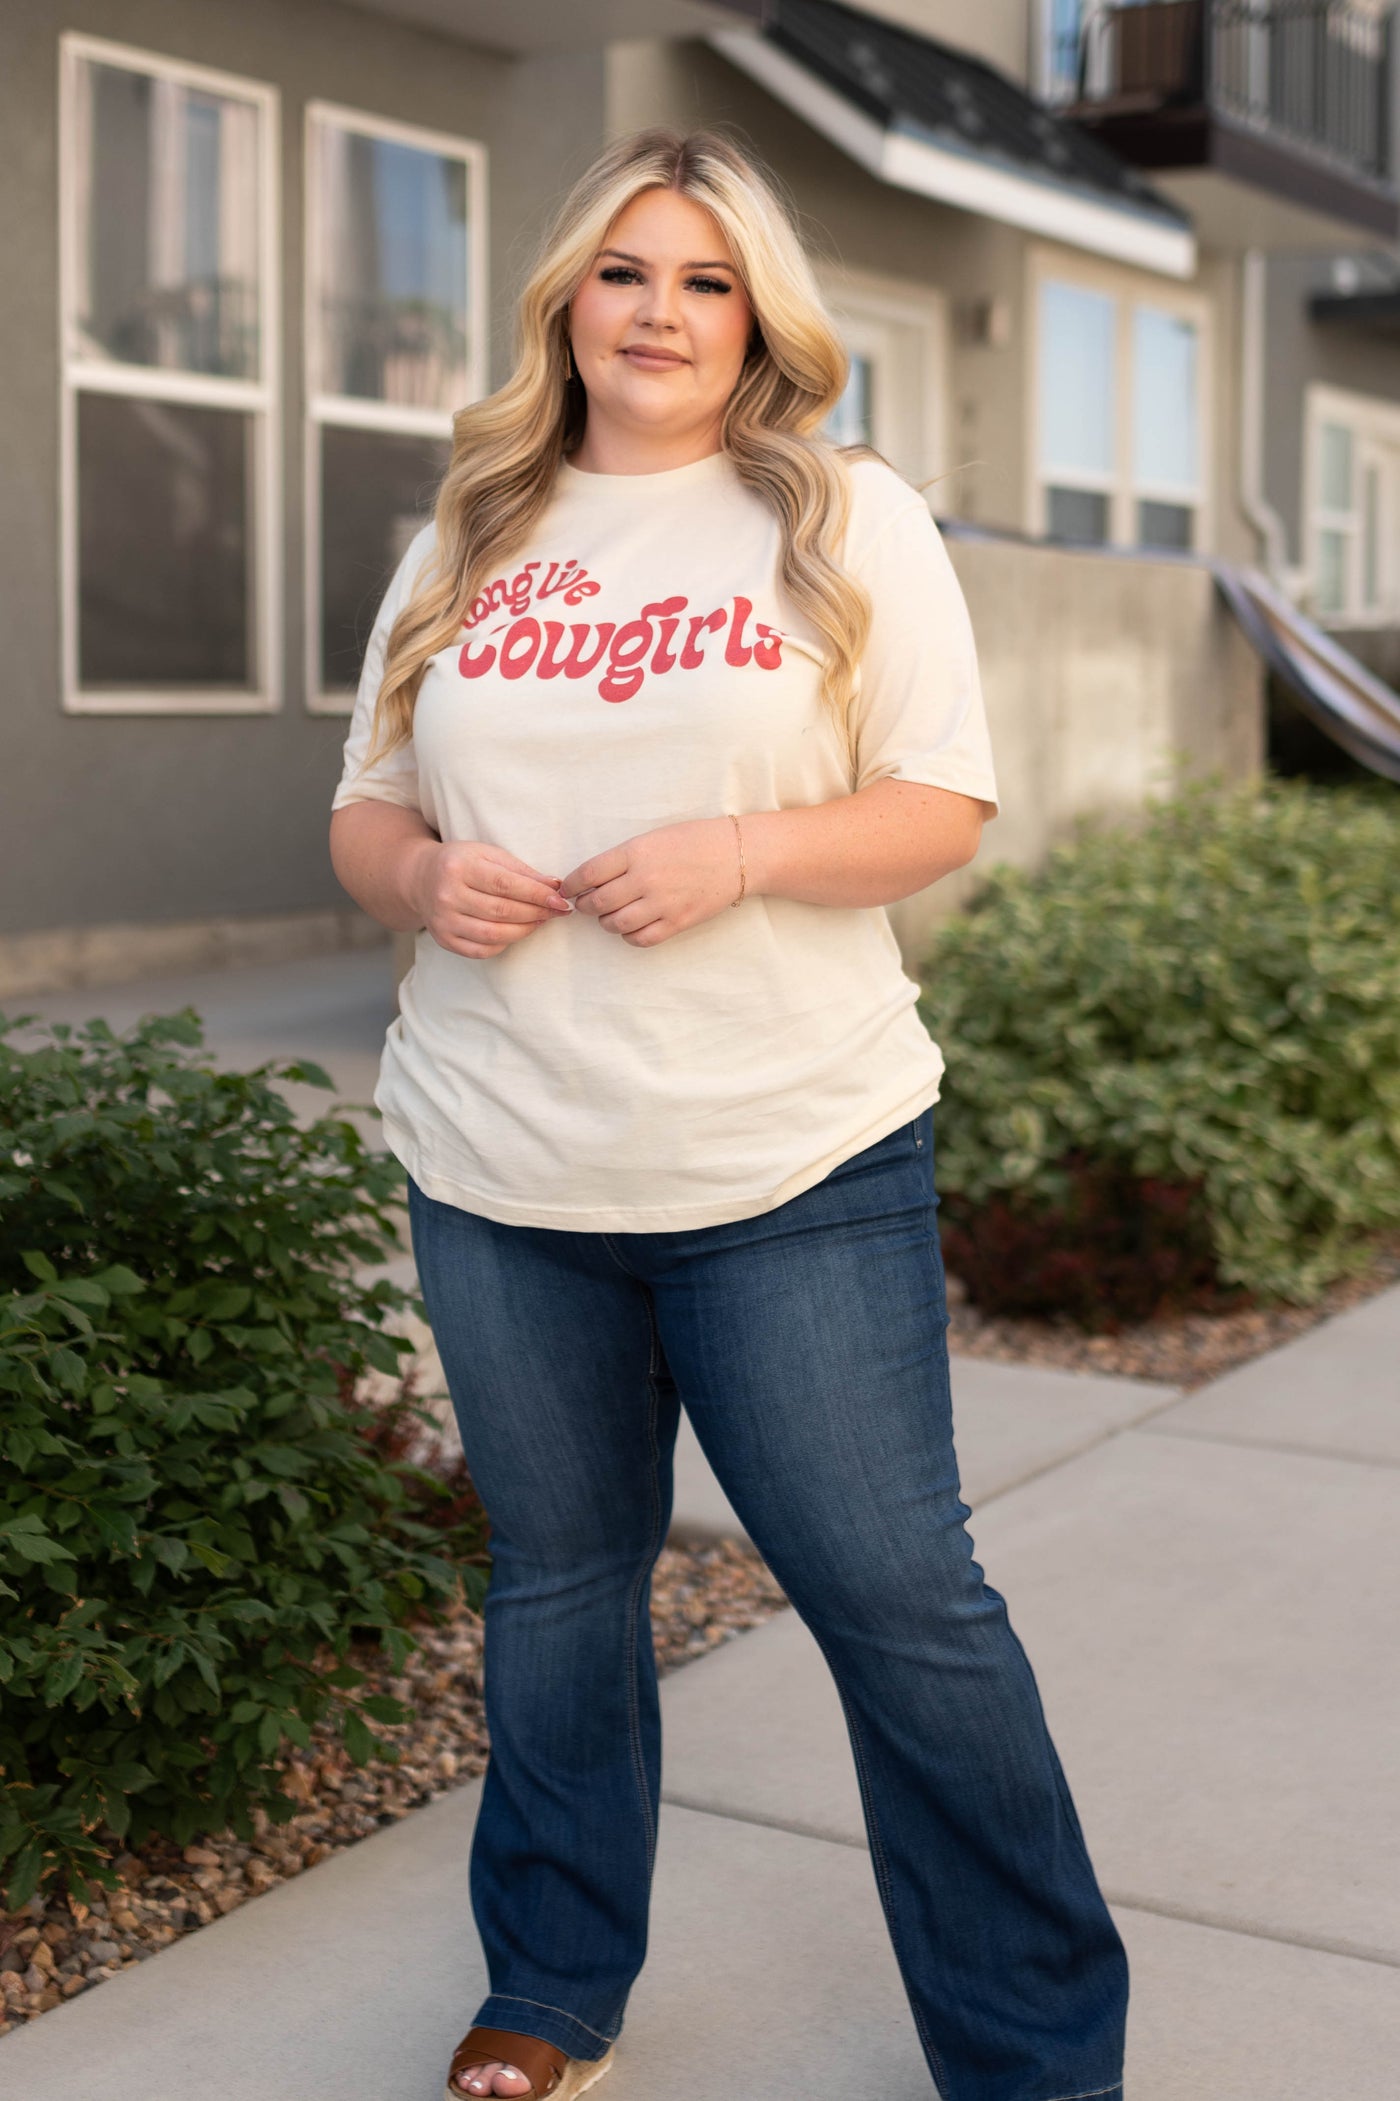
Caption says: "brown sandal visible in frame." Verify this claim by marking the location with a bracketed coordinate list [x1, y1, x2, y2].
[444, 2024, 617, 2101]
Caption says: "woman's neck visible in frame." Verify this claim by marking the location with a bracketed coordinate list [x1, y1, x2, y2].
[567, 412, 725, 477]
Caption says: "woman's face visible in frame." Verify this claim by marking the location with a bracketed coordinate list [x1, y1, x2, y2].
[567, 187, 755, 451]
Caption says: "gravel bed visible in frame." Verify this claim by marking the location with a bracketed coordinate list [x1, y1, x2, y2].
[9, 1234, 1396, 2033]
[946, 1234, 1400, 1390]
[0, 1536, 789, 2037]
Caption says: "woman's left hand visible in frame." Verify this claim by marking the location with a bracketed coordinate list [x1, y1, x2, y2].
[559, 818, 743, 946]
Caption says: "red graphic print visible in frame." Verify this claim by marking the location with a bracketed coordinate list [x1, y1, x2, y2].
[457, 561, 785, 703]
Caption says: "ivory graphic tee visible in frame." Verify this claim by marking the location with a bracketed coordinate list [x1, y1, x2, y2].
[332, 448, 999, 1231]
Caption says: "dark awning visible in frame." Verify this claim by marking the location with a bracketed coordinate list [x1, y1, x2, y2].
[710, 0, 1195, 277]
[1309, 288, 1400, 334]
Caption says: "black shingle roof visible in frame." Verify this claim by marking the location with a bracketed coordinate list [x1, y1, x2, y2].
[763, 0, 1191, 229]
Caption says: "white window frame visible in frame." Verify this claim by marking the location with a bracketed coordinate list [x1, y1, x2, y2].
[303, 101, 488, 716]
[1025, 244, 1213, 554]
[814, 265, 949, 493]
[1303, 383, 1400, 626]
[57, 32, 281, 716]
[1034, 0, 1086, 106]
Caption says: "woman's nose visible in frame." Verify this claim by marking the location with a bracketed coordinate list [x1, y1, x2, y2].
[635, 277, 682, 331]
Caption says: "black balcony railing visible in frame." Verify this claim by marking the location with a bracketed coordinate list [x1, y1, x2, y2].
[1065, 0, 1393, 182]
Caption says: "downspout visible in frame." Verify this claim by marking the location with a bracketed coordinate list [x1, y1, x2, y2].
[1238, 247, 1290, 582]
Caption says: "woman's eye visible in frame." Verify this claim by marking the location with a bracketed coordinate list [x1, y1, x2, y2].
[687, 275, 732, 295]
[599, 265, 641, 284]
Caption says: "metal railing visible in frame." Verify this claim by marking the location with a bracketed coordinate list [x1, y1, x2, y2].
[1059, 0, 1393, 181]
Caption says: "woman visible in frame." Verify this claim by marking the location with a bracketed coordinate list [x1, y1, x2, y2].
[330, 127, 1129, 2101]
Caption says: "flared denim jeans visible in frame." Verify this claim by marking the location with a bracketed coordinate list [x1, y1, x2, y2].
[407, 1107, 1129, 2101]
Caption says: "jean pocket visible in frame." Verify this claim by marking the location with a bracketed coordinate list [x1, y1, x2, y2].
[837, 1116, 923, 1176]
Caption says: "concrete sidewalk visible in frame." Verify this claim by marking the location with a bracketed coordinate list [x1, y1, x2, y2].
[7, 951, 1397, 2096]
[7, 1285, 1396, 2098]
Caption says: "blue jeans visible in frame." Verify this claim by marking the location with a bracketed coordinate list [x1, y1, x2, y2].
[407, 1107, 1129, 2101]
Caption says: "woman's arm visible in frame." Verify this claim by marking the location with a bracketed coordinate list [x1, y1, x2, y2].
[329, 802, 441, 932]
[740, 778, 986, 908]
[330, 801, 572, 956]
[559, 779, 987, 946]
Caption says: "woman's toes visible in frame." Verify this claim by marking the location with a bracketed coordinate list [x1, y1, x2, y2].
[457, 2064, 531, 2096]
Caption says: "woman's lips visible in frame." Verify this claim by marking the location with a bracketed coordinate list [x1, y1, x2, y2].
[620, 345, 688, 368]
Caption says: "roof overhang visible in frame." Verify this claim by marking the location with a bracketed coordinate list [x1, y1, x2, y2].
[338, 0, 763, 60]
[709, 24, 1197, 280]
[1309, 287, 1400, 333]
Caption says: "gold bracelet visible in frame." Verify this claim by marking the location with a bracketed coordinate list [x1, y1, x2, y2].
[726, 812, 746, 907]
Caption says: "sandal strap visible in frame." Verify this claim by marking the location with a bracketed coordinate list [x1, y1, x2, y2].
[448, 2025, 567, 2098]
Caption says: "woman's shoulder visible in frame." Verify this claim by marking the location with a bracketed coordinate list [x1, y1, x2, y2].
[832, 449, 930, 559]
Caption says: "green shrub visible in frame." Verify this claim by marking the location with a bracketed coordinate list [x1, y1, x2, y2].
[0, 1010, 489, 1913]
[918, 781, 1400, 1309]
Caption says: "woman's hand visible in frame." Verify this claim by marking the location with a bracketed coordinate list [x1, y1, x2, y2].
[560, 817, 742, 947]
[409, 839, 575, 958]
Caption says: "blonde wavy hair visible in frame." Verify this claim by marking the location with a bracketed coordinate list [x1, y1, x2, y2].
[361, 125, 877, 773]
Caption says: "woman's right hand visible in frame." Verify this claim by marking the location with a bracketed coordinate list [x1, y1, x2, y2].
[406, 838, 574, 959]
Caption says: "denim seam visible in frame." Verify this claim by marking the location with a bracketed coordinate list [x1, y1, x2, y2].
[622, 1290, 664, 1880]
[1043, 2085, 1123, 2100]
[480, 1993, 618, 2047]
[805, 1623, 953, 2101]
[598, 1232, 639, 1279]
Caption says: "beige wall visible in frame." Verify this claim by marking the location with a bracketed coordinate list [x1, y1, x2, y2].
[847, 1, 1033, 85]
[604, 43, 1253, 558]
[888, 535, 1266, 962]
[604, 39, 1265, 974]
[605, 39, 1031, 524]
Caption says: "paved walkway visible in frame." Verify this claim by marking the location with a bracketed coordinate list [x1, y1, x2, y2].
[7, 953, 1396, 2096]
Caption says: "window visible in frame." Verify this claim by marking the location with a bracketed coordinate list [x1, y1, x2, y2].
[58, 35, 279, 713]
[1038, 280, 1115, 545]
[1033, 262, 1206, 552]
[826, 353, 876, 449]
[1305, 386, 1400, 622]
[1039, 0, 1086, 104]
[1131, 305, 1199, 550]
[816, 272, 947, 490]
[305, 104, 486, 713]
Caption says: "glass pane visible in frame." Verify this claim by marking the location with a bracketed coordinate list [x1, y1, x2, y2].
[1133, 307, 1198, 494]
[1137, 499, 1194, 550]
[77, 392, 252, 686]
[824, 353, 875, 447]
[1362, 461, 1380, 605]
[1047, 0, 1084, 96]
[1038, 280, 1116, 477]
[320, 424, 450, 693]
[1316, 528, 1348, 614]
[72, 58, 262, 379]
[1319, 422, 1353, 512]
[1046, 485, 1110, 544]
[313, 120, 472, 410]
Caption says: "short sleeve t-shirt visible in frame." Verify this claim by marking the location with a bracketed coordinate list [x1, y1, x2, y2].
[332, 448, 998, 1231]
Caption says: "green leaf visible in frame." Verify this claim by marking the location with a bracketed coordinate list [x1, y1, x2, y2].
[343, 1709, 374, 1766]
[50, 1347, 87, 1394]
[93, 1265, 146, 1297]
[203, 1284, 252, 1322]
[3, 1528, 77, 1565]
[42, 1652, 86, 1703]
[188, 1540, 235, 1577]
[6, 1839, 48, 1911]
[51, 1278, 110, 1309]
[21, 1250, 58, 1284]
[282, 1060, 334, 1089]
[359, 1693, 408, 1725]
